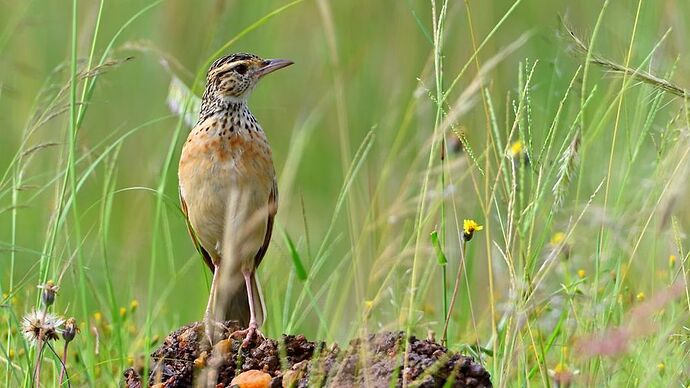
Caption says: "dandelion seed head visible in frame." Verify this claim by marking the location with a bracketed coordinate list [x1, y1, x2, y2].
[21, 309, 64, 345]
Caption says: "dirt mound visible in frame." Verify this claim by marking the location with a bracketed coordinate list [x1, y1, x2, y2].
[124, 320, 491, 387]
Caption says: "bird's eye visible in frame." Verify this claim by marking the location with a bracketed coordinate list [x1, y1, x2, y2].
[234, 64, 248, 75]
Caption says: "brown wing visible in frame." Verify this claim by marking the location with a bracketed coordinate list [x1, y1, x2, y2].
[179, 188, 215, 272]
[254, 179, 278, 267]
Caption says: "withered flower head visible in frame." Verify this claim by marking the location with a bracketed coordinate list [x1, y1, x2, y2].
[22, 309, 64, 345]
[37, 280, 59, 307]
[63, 317, 79, 342]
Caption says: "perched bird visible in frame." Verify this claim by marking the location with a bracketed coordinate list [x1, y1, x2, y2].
[178, 53, 292, 345]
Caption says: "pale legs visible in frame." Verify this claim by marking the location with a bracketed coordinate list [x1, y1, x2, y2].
[230, 270, 263, 347]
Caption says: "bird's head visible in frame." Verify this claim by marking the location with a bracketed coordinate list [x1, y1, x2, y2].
[204, 53, 293, 102]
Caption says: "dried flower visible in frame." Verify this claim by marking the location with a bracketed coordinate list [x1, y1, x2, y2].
[62, 318, 79, 342]
[37, 281, 59, 308]
[463, 219, 483, 241]
[22, 309, 64, 345]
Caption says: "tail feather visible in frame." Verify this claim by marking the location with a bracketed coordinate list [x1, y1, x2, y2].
[223, 272, 265, 328]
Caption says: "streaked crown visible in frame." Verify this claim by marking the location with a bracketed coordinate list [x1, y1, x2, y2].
[204, 52, 293, 101]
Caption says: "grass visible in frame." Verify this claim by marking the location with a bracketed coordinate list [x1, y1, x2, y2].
[1, 0, 690, 386]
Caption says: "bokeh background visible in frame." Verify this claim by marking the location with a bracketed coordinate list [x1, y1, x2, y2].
[2, 0, 690, 385]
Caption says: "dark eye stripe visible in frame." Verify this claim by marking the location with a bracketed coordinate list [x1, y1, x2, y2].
[215, 69, 232, 78]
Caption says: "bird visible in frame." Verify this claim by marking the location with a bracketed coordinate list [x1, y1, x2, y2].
[178, 53, 292, 346]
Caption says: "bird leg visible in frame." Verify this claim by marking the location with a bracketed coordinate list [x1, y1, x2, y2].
[230, 270, 264, 347]
[204, 264, 225, 345]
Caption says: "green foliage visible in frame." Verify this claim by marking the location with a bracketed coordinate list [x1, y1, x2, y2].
[1, 0, 689, 386]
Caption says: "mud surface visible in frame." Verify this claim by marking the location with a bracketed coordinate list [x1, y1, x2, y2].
[124, 320, 491, 387]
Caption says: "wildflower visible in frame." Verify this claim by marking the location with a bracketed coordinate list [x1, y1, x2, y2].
[62, 317, 79, 342]
[119, 307, 127, 318]
[93, 311, 103, 323]
[550, 232, 566, 245]
[37, 281, 59, 308]
[657, 362, 665, 375]
[59, 318, 78, 385]
[463, 219, 484, 241]
[22, 309, 64, 345]
[636, 292, 645, 302]
[509, 140, 524, 158]
[130, 299, 139, 312]
[669, 255, 676, 267]
[550, 231, 571, 260]
[577, 269, 586, 279]
[548, 363, 578, 387]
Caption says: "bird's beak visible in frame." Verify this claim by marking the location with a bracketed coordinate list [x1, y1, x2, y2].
[256, 58, 294, 78]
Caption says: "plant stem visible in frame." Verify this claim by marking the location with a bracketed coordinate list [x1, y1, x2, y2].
[59, 342, 69, 386]
[33, 331, 43, 387]
[442, 240, 467, 343]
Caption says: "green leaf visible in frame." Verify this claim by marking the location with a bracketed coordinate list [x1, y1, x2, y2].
[280, 228, 308, 281]
[430, 230, 447, 265]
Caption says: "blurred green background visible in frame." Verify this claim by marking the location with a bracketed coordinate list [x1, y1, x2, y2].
[2, 0, 690, 385]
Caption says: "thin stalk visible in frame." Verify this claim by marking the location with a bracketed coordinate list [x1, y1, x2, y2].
[442, 240, 467, 343]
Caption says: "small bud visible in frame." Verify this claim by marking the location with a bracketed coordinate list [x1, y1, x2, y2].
[38, 280, 59, 308]
[63, 317, 79, 342]
[130, 299, 139, 312]
[119, 307, 127, 318]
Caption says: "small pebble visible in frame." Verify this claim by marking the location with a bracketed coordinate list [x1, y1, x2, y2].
[230, 370, 272, 388]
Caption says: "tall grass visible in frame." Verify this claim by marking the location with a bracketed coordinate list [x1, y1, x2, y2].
[1, 0, 690, 386]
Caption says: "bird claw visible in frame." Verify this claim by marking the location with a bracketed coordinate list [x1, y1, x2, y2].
[230, 324, 264, 348]
[204, 317, 229, 346]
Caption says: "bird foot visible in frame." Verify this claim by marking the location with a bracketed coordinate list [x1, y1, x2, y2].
[203, 317, 229, 346]
[230, 323, 264, 348]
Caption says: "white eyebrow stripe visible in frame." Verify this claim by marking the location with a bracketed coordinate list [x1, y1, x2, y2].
[209, 60, 251, 78]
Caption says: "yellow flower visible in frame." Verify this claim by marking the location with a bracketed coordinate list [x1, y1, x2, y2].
[636, 292, 645, 302]
[550, 232, 566, 245]
[93, 311, 103, 323]
[577, 269, 586, 279]
[364, 300, 374, 310]
[463, 219, 484, 241]
[669, 255, 677, 267]
[509, 140, 524, 157]
[657, 362, 665, 374]
[119, 307, 127, 318]
[130, 299, 139, 312]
